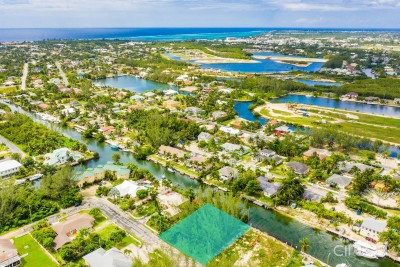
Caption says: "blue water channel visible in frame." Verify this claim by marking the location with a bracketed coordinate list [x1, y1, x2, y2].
[165, 52, 325, 73]
[95, 76, 178, 93]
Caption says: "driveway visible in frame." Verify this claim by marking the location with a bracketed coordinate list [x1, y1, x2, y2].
[0, 134, 26, 159]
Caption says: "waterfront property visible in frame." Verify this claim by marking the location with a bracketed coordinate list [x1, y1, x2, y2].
[360, 217, 387, 241]
[326, 174, 353, 188]
[74, 162, 130, 187]
[0, 159, 22, 178]
[159, 204, 250, 265]
[218, 166, 239, 181]
[43, 147, 84, 165]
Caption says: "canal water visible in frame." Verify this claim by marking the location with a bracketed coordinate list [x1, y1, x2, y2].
[4, 102, 399, 267]
[234, 101, 268, 126]
[94, 76, 178, 93]
[295, 79, 342, 87]
[272, 94, 400, 118]
[165, 52, 325, 73]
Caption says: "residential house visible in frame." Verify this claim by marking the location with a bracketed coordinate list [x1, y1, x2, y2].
[83, 247, 132, 267]
[337, 161, 374, 174]
[100, 126, 116, 136]
[158, 145, 186, 158]
[130, 95, 145, 101]
[286, 162, 310, 175]
[219, 126, 240, 135]
[218, 166, 239, 181]
[0, 239, 21, 267]
[43, 147, 83, 166]
[360, 217, 387, 240]
[143, 92, 155, 98]
[255, 150, 283, 165]
[274, 125, 292, 136]
[0, 160, 22, 178]
[164, 89, 178, 96]
[365, 96, 380, 103]
[221, 143, 249, 155]
[114, 180, 148, 198]
[197, 132, 213, 142]
[211, 111, 227, 120]
[394, 98, 400, 105]
[163, 100, 180, 110]
[52, 213, 95, 250]
[257, 176, 281, 197]
[326, 174, 352, 188]
[303, 148, 332, 161]
[303, 187, 327, 202]
[184, 107, 202, 116]
[343, 92, 358, 99]
[74, 161, 131, 187]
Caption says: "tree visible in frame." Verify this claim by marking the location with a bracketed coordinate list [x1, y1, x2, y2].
[109, 187, 120, 201]
[112, 153, 121, 163]
[89, 208, 101, 218]
[276, 178, 305, 205]
[136, 189, 148, 200]
[299, 237, 310, 252]
[184, 187, 195, 202]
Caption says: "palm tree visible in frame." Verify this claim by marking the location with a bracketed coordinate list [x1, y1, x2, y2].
[299, 237, 310, 252]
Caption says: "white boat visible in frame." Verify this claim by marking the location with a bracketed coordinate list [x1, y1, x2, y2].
[336, 264, 349, 267]
[305, 94, 313, 98]
[167, 168, 175, 173]
[161, 174, 166, 179]
[353, 241, 385, 259]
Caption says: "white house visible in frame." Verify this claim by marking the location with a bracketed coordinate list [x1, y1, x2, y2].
[219, 126, 240, 135]
[221, 143, 249, 154]
[44, 147, 83, 166]
[0, 159, 22, 178]
[115, 180, 147, 198]
[218, 166, 239, 181]
[360, 217, 387, 240]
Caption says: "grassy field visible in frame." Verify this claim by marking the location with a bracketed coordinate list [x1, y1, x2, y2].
[79, 210, 107, 228]
[261, 106, 400, 145]
[97, 224, 141, 248]
[207, 229, 305, 267]
[13, 234, 58, 267]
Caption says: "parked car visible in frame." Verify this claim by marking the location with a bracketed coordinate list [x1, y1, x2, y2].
[366, 237, 377, 243]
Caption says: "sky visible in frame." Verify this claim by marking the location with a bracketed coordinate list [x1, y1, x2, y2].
[0, 0, 400, 28]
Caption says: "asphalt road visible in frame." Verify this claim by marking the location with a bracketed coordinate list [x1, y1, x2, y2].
[0, 134, 26, 158]
[87, 198, 161, 246]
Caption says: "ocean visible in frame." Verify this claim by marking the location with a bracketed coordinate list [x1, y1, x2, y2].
[1, 28, 399, 42]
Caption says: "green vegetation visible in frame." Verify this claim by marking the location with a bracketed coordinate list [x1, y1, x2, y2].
[0, 167, 81, 234]
[13, 234, 57, 267]
[126, 109, 200, 149]
[380, 216, 400, 256]
[345, 197, 387, 219]
[299, 200, 352, 224]
[97, 224, 140, 248]
[0, 113, 86, 156]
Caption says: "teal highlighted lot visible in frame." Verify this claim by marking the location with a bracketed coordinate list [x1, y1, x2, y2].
[159, 204, 250, 265]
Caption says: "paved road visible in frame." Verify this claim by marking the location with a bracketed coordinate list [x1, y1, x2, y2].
[55, 61, 69, 87]
[87, 197, 161, 246]
[21, 63, 28, 90]
[0, 134, 26, 159]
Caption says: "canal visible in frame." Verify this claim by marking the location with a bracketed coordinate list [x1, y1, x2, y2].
[4, 102, 399, 267]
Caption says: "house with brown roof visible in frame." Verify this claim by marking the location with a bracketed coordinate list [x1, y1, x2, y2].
[52, 213, 95, 250]
[0, 239, 21, 267]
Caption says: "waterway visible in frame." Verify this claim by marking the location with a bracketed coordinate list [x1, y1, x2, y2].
[272, 94, 400, 118]
[4, 101, 399, 267]
[165, 52, 325, 73]
[94, 76, 178, 93]
[295, 79, 342, 87]
[234, 101, 268, 126]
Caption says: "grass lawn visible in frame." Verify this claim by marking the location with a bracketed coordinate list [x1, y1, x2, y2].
[13, 234, 58, 267]
[272, 109, 293, 116]
[97, 224, 141, 248]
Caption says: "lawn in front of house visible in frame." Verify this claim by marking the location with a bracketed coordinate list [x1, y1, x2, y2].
[97, 224, 141, 248]
[13, 234, 58, 267]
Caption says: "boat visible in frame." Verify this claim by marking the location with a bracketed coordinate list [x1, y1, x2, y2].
[110, 144, 119, 150]
[353, 241, 385, 259]
[122, 148, 130, 152]
[167, 168, 175, 173]
[336, 264, 350, 267]
[305, 94, 313, 98]
[161, 174, 166, 179]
